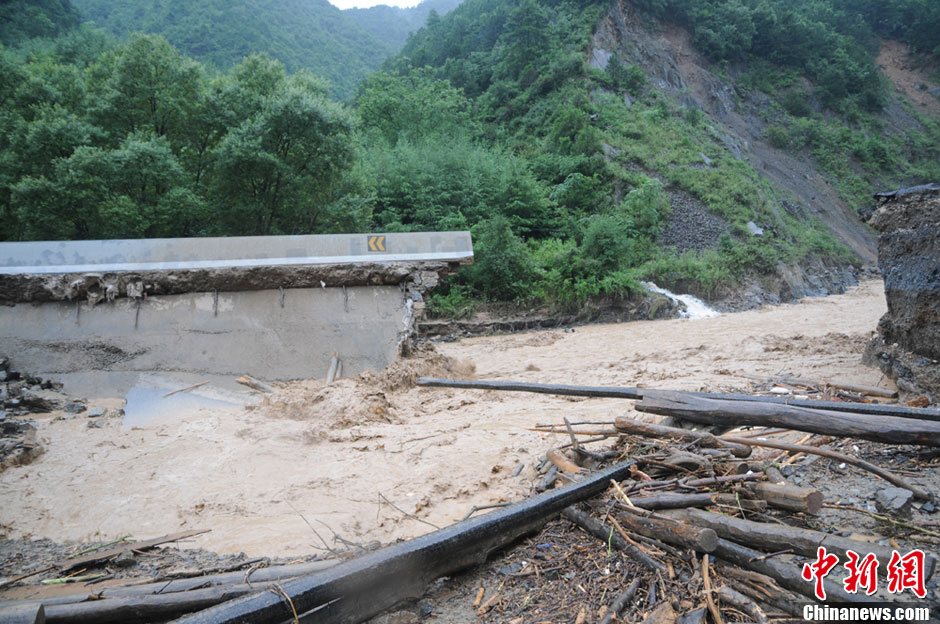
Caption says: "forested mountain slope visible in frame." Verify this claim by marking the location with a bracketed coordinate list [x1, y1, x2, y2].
[0, 0, 80, 44]
[1, 0, 938, 315]
[70, 0, 393, 100]
[345, 0, 462, 51]
[378, 0, 939, 310]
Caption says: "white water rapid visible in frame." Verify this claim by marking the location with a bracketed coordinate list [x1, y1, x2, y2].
[641, 281, 721, 319]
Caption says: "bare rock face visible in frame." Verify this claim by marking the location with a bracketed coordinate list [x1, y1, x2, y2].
[863, 183, 940, 400]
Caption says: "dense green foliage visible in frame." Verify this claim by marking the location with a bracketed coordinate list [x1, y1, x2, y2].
[0, 0, 80, 44]
[70, 0, 392, 100]
[345, 0, 462, 51]
[1, 34, 357, 240]
[1, 0, 938, 314]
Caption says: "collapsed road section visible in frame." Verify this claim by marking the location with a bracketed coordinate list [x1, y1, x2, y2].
[0, 232, 472, 395]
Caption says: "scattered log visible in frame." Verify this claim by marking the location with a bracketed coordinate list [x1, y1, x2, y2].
[636, 390, 940, 447]
[561, 506, 664, 572]
[714, 585, 768, 624]
[661, 508, 937, 581]
[711, 538, 878, 604]
[1, 560, 339, 610]
[416, 378, 940, 420]
[536, 465, 559, 492]
[169, 461, 638, 624]
[746, 482, 823, 514]
[721, 435, 933, 501]
[418, 377, 642, 399]
[614, 416, 751, 458]
[778, 376, 897, 399]
[0, 604, 44, 624]
[234, 376, 273, 394]
[546, 449, 583, 474]
[628, 492, 766, 512]
[57, 530, 210, 571]
[11, 583, 261, 624]
[624, 472, 765, 493]
[613, 509, 718, 553]
[598, 578, 640, 624]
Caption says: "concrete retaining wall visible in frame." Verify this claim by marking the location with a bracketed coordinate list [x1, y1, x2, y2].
[0, 232, 472, 394]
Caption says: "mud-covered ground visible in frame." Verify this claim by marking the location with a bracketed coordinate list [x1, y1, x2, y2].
[2, 279, 939, 621]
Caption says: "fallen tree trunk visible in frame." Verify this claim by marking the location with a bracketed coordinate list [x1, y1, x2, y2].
[747, 482, 823, 514]
[636, 390, 940, 447]
[0, 560, 338, 611]
[628, 492, 766, 512]
[0, 604, 43, 624]
[168, 461, 637, 624]
[613, 509, 718, 553]
[662, 508, 937, 581]
[614, 416, 751, 458]
[416, 378, 940, 421]
[712, 538, 880, 604]
[0, 585, 257, 624]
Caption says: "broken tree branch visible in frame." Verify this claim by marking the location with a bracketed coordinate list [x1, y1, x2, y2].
[614, 415, 751, 458]
[719, 435, 933, 501]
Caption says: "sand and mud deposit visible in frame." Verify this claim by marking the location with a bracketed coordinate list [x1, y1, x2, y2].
[0, 280, 890, 558]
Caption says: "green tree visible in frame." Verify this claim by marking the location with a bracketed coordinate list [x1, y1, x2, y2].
[209, 85, 357, 235]
[356, 68, 474, 144]
[87, 34, 202, 145]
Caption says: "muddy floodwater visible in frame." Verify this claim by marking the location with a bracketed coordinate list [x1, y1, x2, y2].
[0, 280, 890, 556]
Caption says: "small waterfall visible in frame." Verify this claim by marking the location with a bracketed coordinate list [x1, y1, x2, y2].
[641, 281, 720, 319]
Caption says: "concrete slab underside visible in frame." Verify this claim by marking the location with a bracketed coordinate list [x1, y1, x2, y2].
[1, 285, 405, 388]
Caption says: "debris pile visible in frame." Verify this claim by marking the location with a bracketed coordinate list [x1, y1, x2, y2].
[864, 182, 940, 401]
[0, 356, 64, 471]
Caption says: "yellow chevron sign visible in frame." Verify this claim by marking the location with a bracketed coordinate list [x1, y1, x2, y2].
[367, 235, 386, 252]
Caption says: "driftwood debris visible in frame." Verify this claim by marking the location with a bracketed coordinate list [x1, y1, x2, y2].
[612, 508, 718, 553]
[778, 375, 898, 399]
[169, 461, 637, 624]
[720, 435, 933, 501]
[56, 530, 210, 571]
[234, 376, 273, 394]
[636, 390, 940, 447]
[662, 508, 937, 581]
[0, 604, 44, 624]
[546, 449, 583, 474]
[416, 377, 940, 420]
[745, 482, 823, 514]
[628, 492, 766, 512]
[614, 416, 751, 458]
[0, 560, 339, 613]
[562, 506, 664, 572]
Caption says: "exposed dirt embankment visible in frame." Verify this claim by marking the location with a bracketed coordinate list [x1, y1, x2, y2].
[591, 0, 877, 270]
[864, 183, 940, 399]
